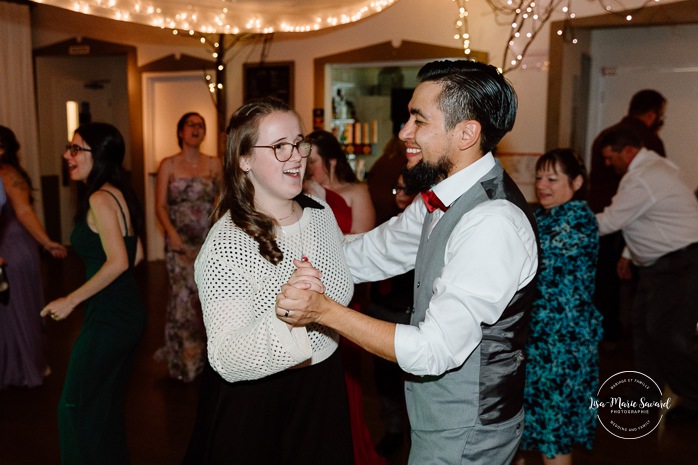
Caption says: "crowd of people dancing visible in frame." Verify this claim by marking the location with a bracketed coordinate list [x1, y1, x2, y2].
[1, 59, 697, 465]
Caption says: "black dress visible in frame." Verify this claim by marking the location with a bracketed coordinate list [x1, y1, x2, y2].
[184, 352, 353, 465]
[58, 196, 146, 464]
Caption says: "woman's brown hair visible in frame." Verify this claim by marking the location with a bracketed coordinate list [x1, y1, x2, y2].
[215, 97, 298, 265]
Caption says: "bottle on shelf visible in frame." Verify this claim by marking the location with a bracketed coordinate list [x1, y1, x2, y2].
[333, 89, 348, 120]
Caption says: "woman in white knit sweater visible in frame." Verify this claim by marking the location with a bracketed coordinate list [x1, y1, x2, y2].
[183, 97, 355, 464]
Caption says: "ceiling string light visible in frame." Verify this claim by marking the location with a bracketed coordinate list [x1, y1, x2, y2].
[32, 0, 398, 34]
[37, 0, 662, 76]
[170, 30, 263, 94]
[484, 0, 661, 73]
[452, 0, 472, 57]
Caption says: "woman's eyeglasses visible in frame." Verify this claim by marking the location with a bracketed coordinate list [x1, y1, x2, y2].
[253, 140, 312, 162]
[392, 185, 407, 195]
[184, 122, 205, 130]
[65, 144, 92, 157]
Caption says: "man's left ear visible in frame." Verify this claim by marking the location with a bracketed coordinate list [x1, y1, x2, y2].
[572, 174, 583, 192]
[457, 121, 481, 151]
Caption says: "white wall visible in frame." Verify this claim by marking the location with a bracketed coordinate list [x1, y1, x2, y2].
[30, 0, 660, 156]
[222, 0, 552, 153]
[25, 0, 696, 254]
[28, 0, 691, 170]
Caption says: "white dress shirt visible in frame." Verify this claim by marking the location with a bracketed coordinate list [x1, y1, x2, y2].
[343, 153, 538, 376]
[596, 148, 698, 266]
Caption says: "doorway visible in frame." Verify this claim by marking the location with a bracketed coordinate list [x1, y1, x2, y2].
[585, 25, 698, 189]
[547, 0, 698, 183]
[314, 40, 487, 175]
[141, 71, 218, 260]
[327, 62, 422, 175]
[34, 52, 131, 243]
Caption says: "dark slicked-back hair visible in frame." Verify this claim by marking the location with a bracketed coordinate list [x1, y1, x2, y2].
[176, 112, 206, 148]
[536, 148, 588, 200]
[216, 97, 299, 265]
[628, 90, 665, 117]
[73, 122, 144, 235]
[417, 60, 517, 154]
[598, 125, 644, 153]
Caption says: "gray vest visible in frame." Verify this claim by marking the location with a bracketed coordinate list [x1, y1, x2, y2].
[406, 160, 538, 430]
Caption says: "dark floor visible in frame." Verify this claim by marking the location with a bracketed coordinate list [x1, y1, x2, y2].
[1, 251, 697, 465]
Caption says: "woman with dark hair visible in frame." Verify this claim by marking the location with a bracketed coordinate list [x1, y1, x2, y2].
[183, 98, 353, 464]
[154, 112, 221, 382]
[304, 129, 383, 464]
[305, 129, 375, 234]
[517, 148, 602, 465]
[41, 122, 146, 463]
[0, 125, 66, 390]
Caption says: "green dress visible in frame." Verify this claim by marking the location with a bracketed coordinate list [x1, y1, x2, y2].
[58, 197, 146, 464]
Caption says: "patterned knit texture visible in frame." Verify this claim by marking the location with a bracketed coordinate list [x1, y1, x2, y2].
[195, 201, 353, 383]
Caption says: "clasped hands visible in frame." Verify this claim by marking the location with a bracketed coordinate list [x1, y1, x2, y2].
[276, 259, 330, 327]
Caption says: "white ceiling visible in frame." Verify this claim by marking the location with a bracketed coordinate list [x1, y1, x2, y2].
[33, 0, 401, 34]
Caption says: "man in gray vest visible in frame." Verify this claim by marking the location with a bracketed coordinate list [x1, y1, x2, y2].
[278, 59, 539, 464]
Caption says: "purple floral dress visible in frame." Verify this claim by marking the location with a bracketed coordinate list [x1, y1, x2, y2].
[155, 175, 219, 382]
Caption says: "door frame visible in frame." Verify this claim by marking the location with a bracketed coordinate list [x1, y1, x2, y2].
[34, 37, 144, 244]
[546, 0, 698, 152]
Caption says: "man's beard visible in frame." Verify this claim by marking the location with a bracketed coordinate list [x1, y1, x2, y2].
[650, 118, 664, 132]
[402, 156, 453, 195]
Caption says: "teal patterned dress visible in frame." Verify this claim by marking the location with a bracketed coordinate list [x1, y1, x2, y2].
[520, 200, 602, 458]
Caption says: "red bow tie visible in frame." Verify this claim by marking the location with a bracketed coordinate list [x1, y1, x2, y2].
[421, 190, 449, 213]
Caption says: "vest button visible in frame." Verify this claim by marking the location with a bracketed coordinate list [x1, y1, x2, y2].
[416, 281, 420, 288]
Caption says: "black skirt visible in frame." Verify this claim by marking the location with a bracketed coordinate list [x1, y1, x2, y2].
[183, 349, 353, 465]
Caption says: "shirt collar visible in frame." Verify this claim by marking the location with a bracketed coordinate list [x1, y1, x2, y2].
[627, 147, 652, 172]
[431, 153, 496, 208]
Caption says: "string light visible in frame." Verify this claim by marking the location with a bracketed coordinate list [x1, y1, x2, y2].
[35, 0, 397, 34]
[38, 0, 662, 75]
[452, 0, 472, 56]
[485, 0, 660, 73]
[172, 30, 264, 100]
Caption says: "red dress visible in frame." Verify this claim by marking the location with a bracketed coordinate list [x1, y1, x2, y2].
[324, 187, 387, 465]
[324, 188, 352, 235]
